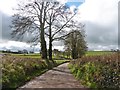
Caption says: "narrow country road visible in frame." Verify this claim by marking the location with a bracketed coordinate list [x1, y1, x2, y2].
[18, 63, 84, 89]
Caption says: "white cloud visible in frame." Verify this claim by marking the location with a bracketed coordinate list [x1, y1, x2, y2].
[74, 0, 119, 50]
[0, 41, 30, 50]
[77, 0, 118, 23]
[0, 40, 64, 52]
[66, 0, 85, 2]
[88, 44, 118, 51]
[57, 0, 68, 4]
[0, 0, 17, 15]
[52, 46, 64, 51]
[70, 5, 77, 13]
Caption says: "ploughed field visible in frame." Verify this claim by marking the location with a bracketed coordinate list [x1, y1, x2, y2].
[69, 52, 120, 88]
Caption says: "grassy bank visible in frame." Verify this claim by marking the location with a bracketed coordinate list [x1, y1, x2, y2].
[1, 55, 69, 89]
[68, 53, 120, 88]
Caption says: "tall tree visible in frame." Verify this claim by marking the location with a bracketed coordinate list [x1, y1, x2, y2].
[11, 1, 51, 65]
[64, 22, 87, 59]
[45, 2, 76, 60]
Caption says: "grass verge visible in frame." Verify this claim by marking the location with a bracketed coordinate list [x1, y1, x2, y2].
[1, 55, 69, 89]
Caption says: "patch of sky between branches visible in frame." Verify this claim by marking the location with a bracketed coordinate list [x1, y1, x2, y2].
[65, 0, 85, 13]
[65, 0, 85, 7]
[65, 2, 82, 8]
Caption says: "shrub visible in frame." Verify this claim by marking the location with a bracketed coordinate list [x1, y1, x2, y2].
[1, 56, 47, 88]
[69, 53, 120, 88]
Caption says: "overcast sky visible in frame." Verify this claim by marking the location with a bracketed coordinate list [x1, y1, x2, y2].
[0, 0, 119, 52]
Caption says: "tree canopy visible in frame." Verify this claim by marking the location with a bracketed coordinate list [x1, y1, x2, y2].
[64, 23, 87, 59]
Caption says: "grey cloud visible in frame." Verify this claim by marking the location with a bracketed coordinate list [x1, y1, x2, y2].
[1, 11, 13, 41]
[53, 41, 64, 46]
[1, 11, 36, 43]
[88, 44, 118, 51]
[85, 21, 118, 48]
[0, 11, 64, 51]
[118, 1, 120, 49]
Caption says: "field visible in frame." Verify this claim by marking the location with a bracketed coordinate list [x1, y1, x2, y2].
[0, 51, 112, 58]
[85, 51, 112, 56]
[4, 53, 41, 58]
[69, 52, 120, 88]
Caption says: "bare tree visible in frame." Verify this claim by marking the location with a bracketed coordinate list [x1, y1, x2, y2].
[45, 2, 76, 60]
[11, 0, 84, 64]
[11, 0, 55, 65]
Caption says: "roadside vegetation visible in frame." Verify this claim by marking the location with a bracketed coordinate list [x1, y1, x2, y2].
[68, 52, 120, 88]
[1, 54, 69, 89]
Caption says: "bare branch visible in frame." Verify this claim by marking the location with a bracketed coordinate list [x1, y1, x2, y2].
[52, 13, 76, 38]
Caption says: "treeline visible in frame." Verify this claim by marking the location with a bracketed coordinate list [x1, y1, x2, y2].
[0, 49, 31, 54]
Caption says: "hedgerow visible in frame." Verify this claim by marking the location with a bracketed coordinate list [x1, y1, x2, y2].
[1, 55, 47, 88]
[69, 53, 120, 88]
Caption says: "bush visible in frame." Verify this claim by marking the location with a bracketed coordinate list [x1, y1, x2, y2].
[1, 56, 47, 88]
[1, 55, 69, 88]
[69, 53, 120, 88]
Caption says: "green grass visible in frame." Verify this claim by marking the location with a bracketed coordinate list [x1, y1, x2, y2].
[11, 53, 41, 58]
[55, 60, 70, 65]
[1, 51, 113, 59]
[11, 53, 71, 60]
[85, 51, 112, 56]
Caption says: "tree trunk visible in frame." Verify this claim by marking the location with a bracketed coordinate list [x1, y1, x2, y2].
[72, 44, 78, 59]
[48, 24, 55, 65]
[49, 38, 52, 60]
[40, 25, 47, 60]
[48, 17, 53, 61]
